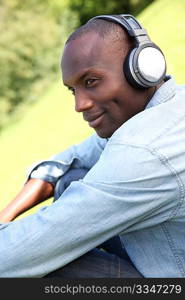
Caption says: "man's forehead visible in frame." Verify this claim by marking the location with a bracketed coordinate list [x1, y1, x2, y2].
[61, 32, 112, 82]
[62, 32, 106, 65]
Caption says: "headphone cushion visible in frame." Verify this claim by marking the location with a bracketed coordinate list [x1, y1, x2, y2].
[123, 48, 146, 89]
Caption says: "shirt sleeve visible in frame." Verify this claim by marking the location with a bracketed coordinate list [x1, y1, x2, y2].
[0, 140, 179, 277]
[27, 134, 107, 185]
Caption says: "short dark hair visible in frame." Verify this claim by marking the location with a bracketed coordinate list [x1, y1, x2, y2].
[66, 17, 133, 48]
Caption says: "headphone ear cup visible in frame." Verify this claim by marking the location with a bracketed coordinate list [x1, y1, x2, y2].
[123, 48, 146, 89]
[124, 45, 166, 89]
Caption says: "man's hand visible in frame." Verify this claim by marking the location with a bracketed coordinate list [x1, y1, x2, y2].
[0, 179, 54, 223]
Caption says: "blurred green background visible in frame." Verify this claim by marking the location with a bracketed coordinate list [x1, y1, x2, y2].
[0, 0, 185, 218]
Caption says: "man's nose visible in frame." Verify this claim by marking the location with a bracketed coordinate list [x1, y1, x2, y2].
[75, 91, 94, 112]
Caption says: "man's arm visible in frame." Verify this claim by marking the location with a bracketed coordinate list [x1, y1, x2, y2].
[0, 179, 54, 223]
[27, 134, 107, 184]
[0, 134, 106, 223]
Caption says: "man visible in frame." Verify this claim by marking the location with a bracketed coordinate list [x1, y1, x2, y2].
[0, 14, 185, 278]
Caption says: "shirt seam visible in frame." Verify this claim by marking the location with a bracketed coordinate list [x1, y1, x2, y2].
[149, 146, 185, 219]
[161, 222, 185, 276]
[109, 142, 185, 220]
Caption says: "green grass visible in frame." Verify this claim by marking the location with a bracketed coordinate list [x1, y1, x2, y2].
[0, 0, 185, 218]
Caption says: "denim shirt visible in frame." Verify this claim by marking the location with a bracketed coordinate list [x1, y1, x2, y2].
[1, 77, 185, 277]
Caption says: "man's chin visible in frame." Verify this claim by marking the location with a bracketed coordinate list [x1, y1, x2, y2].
[95, 128, 113, 139]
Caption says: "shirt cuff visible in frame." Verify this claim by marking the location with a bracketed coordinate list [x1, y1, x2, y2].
[26, 160, 73, 186]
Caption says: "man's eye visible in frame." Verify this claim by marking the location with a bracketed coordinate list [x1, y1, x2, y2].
[85, 79, 97, 87]
[68, 87, 75, 95]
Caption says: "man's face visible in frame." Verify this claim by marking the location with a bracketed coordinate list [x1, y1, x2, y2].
[61, 32, 150, 138]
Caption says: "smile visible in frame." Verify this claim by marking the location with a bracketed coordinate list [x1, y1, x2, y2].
[88, 112, 105, 128]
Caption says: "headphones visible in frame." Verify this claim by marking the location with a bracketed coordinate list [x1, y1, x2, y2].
[88, 14, 166, 89]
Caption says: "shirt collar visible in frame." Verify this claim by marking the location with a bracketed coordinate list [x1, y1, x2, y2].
[145, 76, 176, 110]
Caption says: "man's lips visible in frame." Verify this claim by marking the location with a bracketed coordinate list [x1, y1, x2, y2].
[84, 112, 105, 128]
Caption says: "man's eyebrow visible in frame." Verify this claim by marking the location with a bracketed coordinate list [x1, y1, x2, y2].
[77, 69, 95, 82]
[64, 68, 101, 87]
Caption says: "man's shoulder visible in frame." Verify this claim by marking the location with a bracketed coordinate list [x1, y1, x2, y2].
[110, 90, 185, 148]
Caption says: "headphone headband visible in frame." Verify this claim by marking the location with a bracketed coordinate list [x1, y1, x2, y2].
[88, 14, 150, 45]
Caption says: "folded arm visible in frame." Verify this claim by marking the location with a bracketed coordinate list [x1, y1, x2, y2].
[0, 134, 107, 223]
